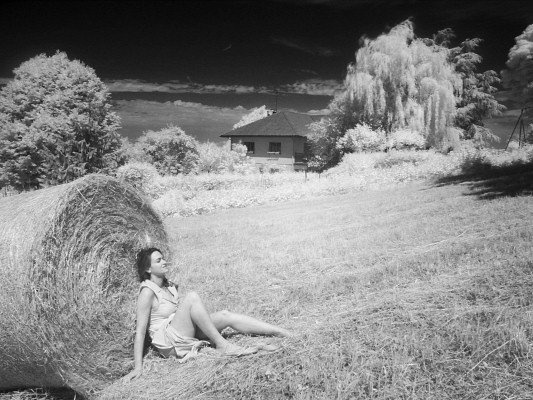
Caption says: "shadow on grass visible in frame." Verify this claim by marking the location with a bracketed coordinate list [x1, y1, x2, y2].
[0, 387, 86, 400]
[434, 159, 533, 200]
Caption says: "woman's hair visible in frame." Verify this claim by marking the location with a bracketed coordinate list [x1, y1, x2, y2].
[136, 247, 163, 283]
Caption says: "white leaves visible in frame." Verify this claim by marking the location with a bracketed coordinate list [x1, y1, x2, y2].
[502, 24, 533, 104]
[342, 19, 458, 145]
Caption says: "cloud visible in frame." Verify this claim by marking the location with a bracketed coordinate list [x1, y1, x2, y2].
[278, 79, 343, 96]
[270, 36, 339, 57]
[105, 78, 342, 96]
[307, 108, 331, 115]
[114, 99, 253, 142]
[105, 79, 262, 94]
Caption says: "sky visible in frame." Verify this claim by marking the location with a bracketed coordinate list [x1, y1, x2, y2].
[2, 0, 533, 143]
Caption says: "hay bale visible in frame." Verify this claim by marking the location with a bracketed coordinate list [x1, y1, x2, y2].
[0, 174, 169, 396]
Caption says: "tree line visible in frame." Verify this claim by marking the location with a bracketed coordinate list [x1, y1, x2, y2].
[1, 21, 532, 191]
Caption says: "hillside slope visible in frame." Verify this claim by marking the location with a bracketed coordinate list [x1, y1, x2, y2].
[101, 179, 533, 399]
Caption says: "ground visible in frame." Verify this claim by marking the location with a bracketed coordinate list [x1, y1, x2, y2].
[98, 169, 533, 399]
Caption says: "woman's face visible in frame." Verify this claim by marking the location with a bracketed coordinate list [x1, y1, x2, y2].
[148, 251, 169, 278]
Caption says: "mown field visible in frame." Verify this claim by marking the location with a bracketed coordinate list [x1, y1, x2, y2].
[96, 162, 533, 399]
[2, 151, 533, 400]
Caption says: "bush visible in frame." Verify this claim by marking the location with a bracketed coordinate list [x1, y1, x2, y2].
[196, 142, 255, 174]
[116, 162, 160, 193]
[387, 129, 426, 150]
[337, 124, 386, 153]
[223, 144, 256, 174]
[131, 125, 199, 175]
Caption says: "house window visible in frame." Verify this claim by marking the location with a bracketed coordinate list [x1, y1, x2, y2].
[243, 142, 255, 154]
[268, 142, 281, 154]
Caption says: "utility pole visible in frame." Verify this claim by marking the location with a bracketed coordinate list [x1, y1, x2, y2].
[505, 106, 532, 150]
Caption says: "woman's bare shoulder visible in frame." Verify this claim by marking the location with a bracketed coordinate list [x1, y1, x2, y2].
[138, 286, 156, 304]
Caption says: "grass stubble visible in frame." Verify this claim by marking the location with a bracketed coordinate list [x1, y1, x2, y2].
[100, 176, 533, 399]
[3, 148, 532, 399]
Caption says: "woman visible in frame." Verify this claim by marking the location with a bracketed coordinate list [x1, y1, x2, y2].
[123, 247, 291, 381]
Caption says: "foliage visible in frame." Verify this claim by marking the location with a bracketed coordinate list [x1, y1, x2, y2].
[226, 143, 256, 173]
[426, 29, 505, 136]
[466, 124, 501, 149]
[309, 21, 507, 169]
[387, 128, 426, 150]
[197, 141, 227, 173]
[197, 141, 256, 174]
[137, 148, 517, 218]
[116, 162, 159, 192]
[114, 144, 531, 225]
[342, 20, 460, 146]
[501, 24, 533, 107]
[307, 117, 344, 170]
[336, 123, 386, 153]
[232, 105, 271, 129]
[0, 51, 122, 190]
[130, 125, 199, 175]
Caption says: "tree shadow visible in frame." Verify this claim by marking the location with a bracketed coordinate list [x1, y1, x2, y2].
[434, 159, 533, 200]
[0, 387, 86, 400]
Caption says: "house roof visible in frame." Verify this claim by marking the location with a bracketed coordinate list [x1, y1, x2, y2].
[220, 111, 323, 138]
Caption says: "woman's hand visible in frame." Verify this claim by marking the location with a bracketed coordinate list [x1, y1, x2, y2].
[122, 367, 142, 383]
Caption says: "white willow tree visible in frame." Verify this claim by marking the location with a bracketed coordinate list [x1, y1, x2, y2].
[309, 20, 463, 167]
[344, 20, 461, 146]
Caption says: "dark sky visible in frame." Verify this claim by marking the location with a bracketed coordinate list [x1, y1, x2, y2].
[3, 0, 533, 84]
[1, 0, 532, 141]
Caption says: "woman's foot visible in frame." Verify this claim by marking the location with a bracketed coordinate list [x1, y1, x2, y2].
[276, 328, 294, 338]
[217, 342, 258, 357]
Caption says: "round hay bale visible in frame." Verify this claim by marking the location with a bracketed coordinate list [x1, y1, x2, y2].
[0, 174, 169, 396]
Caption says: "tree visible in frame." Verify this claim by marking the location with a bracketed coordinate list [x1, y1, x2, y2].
[501, 24, 533, 107]
[0, 51, 122, 190]
[346, 20, 461, 144]
[308, 20, 462, 167]
[308, 20, 508, 168]
[233, 105, 271, 129]
[426, 29, 505, 142]
[197, 141, 255, 174]
[197, 141, 225, 173]
[131, 125, 199, 175]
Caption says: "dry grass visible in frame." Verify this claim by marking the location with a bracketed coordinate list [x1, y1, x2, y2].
[3, 149, 533, 399]
[96, 175, 533, 399]
[0, 174, 169, 398]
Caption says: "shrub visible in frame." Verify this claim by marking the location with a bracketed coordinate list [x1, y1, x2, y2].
[116, 162, 160, 193]
[131, 125, 199, 175]
[387, 129, 426, 150]
[374, 150, 425, 168]
[337, 123, 386, 153]
[221, 144, 256, 174]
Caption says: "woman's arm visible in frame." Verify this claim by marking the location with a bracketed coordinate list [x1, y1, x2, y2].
[122, 288, 153, 382]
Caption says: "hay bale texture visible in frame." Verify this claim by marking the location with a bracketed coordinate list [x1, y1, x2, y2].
[0, 174, 169, 396]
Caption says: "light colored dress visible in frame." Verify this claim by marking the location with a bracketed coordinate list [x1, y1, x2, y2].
[140, 279, 209, 361]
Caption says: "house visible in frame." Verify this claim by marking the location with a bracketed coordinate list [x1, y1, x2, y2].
[220, 110, 321, 172]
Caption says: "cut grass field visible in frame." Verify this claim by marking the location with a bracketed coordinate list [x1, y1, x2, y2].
[96, 168, 533, 399]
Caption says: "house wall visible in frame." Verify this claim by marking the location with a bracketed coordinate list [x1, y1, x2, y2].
[230, 136, 307, 171]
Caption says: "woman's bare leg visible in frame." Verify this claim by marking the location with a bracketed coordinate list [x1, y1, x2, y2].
[197, 310, 292, 339]
[170, 291, 233, 350]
